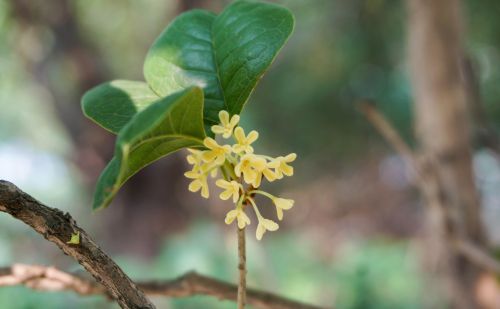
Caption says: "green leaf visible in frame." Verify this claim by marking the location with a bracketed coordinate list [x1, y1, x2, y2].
[92, 87, 205, 210]
[82, 80, 160, 134]
[143, 0, 294, 126]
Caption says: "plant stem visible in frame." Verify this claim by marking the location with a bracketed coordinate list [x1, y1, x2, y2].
[237, 227, 246, 309]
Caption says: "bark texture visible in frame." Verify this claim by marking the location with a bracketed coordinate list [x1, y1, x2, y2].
[0, 181, 155, 309]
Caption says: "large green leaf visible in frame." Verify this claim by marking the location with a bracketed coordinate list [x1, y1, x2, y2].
[81, 80, 160, 134]
[92, 87, 205, 210]
[143, 0, 295, 126]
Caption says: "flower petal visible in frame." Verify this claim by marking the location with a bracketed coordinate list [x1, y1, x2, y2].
[243, 169, 257, 185]
[285, 153, 297, 162]
[263, 168, 277, 182]
[252, 173, 262, 188]
[234, 163, 242, 177]
[275, 198, 294, 210]
[251, 156, 267, 171]
[201, 182, 209, 198]
[225, 210, 238, 224]
[276, 207, 284, 221]
[219, 110, 229, 125]
[216, 179, 229, 189]
[232, 144, 245, 154]
[201, 151, 217, 163]
[184, 171, 199, 179]
[229, 115, 240, 127]
[220, 190, 232, 200]
[234, 127, 245, 142]
[256, 223, 266, 240]
[267, 157, 280, 168]
[262, 219, 279, 231]
[214, 154, 226, 165]
[203, 137, 218, 149]
[211, 125, 225, 135]
[281, 164, 294, 176]
[242, 211, 251, 225]
[188, 180, 201, 192]
[247, 130, 259, 144]
[237, 211, 250, 229]
[232, 191, 239, 203]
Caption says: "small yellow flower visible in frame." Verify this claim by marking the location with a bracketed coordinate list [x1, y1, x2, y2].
[216, 179, 241, 203]
[234, 154, 266, 187]
[185, 171, 209, 198]
[262, 161, 278, 182]
[232, 127, 259, 154]
[186, 148, 203, 165]
[211, 111, 240, 138]
[225, 208, 251, 229]
[273, 198, 294, 220]
[268, 153, 297, 179]
[202, 137, 232, 165]
[256, 218, 279, 240]
[186, 148, 208, 174]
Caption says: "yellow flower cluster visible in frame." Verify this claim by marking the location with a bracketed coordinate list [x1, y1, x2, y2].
[184, 111, 296, 240]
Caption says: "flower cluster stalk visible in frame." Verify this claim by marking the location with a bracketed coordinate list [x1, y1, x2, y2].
[184, 110, 297, 307]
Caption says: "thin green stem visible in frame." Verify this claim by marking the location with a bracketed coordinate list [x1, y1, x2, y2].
[246, 197, 262, 219]
[221, 159, 247, 308]
[247, 190, 275, 201]
[220, 165, 229, 181]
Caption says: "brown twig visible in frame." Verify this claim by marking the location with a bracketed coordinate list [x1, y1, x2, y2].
[357, 100, 417, 168]
[0, 180, 155, 309]
[0, 180, 327, 309]
[237, 227, 247, 308]
[454, 240, 500, 275]
[0, 264, 327, 309]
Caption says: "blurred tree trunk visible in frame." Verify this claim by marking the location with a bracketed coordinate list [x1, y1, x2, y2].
[407, 0, 485, 307]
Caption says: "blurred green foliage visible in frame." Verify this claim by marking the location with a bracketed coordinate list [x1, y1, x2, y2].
[0, 222, 428, 308]
[1, 0, 500, 308]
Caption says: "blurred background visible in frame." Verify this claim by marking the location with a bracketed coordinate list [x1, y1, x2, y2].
[1, 0, 500, 308]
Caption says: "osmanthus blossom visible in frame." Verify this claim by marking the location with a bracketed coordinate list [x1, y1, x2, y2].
[225, 206, 251, 229]
[211, 111, 240, 138]
[202, 137, 232, 165]
[235, 154, 267, 188]
[268, 153, 296, 179]
[185, 170, 209, 198]
[232, 127, 259, 154]
[184, 110, 296, 240]
[216, 179, 241, 203]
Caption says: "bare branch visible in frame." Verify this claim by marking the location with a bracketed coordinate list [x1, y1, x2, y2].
[0, 264, 327, 309]
[358, 103, 500, 288]
[357, 100, 417, 168]
[0, 180, 154, 309]
[455, 240, 500, 275]
[0, 181, 327, 309]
